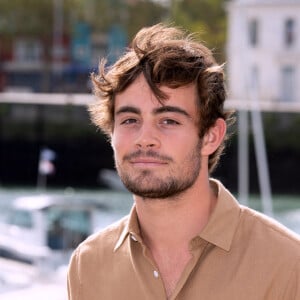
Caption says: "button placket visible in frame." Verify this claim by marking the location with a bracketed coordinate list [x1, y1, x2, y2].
[171, 239, 209, 300]
[129, 236, 166, 299]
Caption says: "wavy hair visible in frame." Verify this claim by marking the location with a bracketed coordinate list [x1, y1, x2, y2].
[89, 23, 234, 173]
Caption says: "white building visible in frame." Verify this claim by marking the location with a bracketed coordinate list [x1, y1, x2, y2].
[227, 0, 300, 103]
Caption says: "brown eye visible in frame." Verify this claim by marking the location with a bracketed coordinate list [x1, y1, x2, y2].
[121, 118, 137, 125]
[161, 119, 180, 125]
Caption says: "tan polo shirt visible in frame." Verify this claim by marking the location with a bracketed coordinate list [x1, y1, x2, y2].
[67, 179, 300, 300]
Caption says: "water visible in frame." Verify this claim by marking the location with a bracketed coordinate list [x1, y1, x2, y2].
[0, 187, 299, 299]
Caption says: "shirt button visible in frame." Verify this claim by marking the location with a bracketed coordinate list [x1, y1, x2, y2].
[130, 234, 138, 242]
[153, 270, 159, 278]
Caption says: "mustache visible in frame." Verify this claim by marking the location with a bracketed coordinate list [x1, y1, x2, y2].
[123, 150, 173, 162]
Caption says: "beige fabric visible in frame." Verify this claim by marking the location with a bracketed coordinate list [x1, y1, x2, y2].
[67, 179, 300, 300]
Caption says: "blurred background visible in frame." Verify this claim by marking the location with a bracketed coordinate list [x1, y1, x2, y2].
[0, 0, 299, 298]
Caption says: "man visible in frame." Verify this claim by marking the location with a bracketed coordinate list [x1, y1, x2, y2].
[68, 24, 299, 300]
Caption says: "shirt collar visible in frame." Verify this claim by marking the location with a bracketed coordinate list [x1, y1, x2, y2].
[199, 179, 241, 251]
[114, 179, 241, 252]
[114, 205, 141, 251]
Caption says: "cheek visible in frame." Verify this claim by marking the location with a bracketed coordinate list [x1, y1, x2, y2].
[175, 131, 199, 148]
[111, 132, 130, 154]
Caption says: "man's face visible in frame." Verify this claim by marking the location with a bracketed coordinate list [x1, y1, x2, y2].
[111, 75, 203, 199]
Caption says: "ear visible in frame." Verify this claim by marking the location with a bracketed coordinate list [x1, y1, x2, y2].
[201, 118, 226, 156]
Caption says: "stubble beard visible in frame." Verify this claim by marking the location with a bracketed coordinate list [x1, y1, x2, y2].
[115, 141, 202, 199]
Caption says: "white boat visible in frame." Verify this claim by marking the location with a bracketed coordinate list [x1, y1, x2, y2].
[0, 194, 104, 269]
[0, 193, 127, 298]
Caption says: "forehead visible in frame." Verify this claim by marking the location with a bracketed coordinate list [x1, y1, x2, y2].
[114, 75, 198, 112]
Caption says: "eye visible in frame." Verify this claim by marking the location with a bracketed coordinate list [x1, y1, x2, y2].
[120, 118, 137, 125]
[161, 118, 180, 125]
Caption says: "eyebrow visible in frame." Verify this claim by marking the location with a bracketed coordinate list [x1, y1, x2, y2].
[115, 105, 191, 119]
[154, 106, 191, 118]
[115, 106, 140, 115]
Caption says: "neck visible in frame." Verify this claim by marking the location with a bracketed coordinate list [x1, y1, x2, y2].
[134, 177, 217, 252]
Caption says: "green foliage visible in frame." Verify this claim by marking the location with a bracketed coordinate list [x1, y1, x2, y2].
[0, 0, 66, 37]
[0, 0, 225, 54]
[126, 0, 168, 39]
[82, 0, 167, 39]
[171, 0, 227, 62]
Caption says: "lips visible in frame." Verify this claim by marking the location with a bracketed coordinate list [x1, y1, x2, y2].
[124, 150, 172, 164]
[130, 158, 168, 165]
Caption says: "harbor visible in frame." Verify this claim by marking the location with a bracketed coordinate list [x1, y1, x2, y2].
[0, 0, 300, 298]
[0, 188, 133, 299]
[0, 187, 299, 299]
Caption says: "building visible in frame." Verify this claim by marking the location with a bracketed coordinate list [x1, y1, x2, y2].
[227, 0, 300, 103]
[0, 24, 108, 93]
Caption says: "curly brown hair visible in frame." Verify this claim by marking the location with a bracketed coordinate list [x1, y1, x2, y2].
[89, 23, 234, 173]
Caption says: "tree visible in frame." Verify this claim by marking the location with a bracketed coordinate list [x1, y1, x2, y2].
[0, 0, 74, 37]
[170, 0, 227, 62]
[77, 0, 168, 40]
[126, 0, 168, 38]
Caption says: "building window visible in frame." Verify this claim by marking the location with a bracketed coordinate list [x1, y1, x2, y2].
[280, 66, 295, 102]
[249, 19, 259, 46]
[14, 38, 43, 62]
[285, 18, 295, 46]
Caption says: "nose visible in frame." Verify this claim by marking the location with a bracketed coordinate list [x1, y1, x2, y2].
[135, 123, 160, 149]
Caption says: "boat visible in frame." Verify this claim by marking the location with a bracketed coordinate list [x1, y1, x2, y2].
[0, 194, 106, 269]
[0, 192, 128, 298]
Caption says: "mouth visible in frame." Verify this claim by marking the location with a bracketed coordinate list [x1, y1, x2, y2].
[123, 150, 172, 168]
[130, 158, 168, 167]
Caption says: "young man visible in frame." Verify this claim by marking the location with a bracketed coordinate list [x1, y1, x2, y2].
[68, 24, 300, 300]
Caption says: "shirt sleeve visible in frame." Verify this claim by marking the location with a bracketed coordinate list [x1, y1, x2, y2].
[67, 249, 81, 300]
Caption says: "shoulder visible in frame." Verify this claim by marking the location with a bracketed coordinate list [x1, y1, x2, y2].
[239, 205, 300, 256]
[67, 215, 131, 297]
[72, 214, 129, 261]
